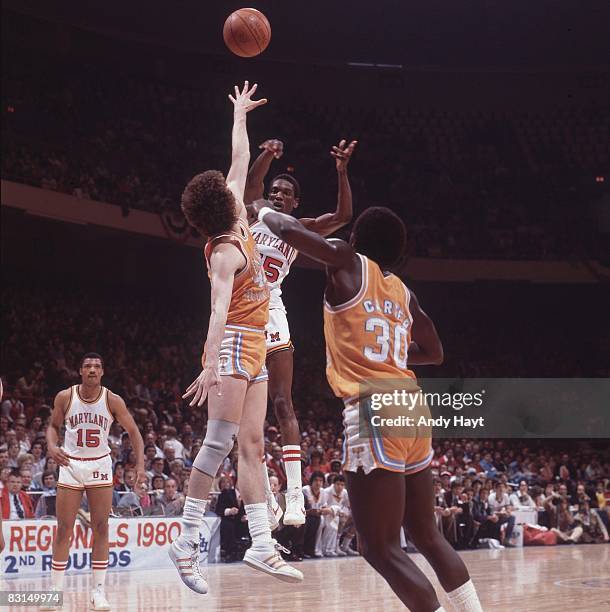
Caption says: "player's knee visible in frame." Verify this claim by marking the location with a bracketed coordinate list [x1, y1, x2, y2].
[238, 430, 264, 460]
[56, 520, 74, 540]
[272, 393, 294, 423]
[91, 518, 109, 539]
[193, 419, 239, 478]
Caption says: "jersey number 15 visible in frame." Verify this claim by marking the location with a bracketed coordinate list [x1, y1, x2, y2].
[76, 429, 101, 448]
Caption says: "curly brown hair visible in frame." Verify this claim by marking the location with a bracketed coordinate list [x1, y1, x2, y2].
[181, 170, 237, 236]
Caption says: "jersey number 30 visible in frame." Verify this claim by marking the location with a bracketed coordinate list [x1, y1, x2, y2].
[364, 317, 409, 368]
[76, 429, 101, 448]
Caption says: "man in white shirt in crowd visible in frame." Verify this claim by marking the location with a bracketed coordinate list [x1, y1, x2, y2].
[164, 427, 187, 461]
[319, 475, 352, 557]
[509, 480, 536, 509]
[488, 482, 516, 547]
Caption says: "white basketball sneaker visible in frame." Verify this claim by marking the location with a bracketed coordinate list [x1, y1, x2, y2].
[243, 542, 304, 583]
[89, 587, 111, 610]
[283, 487, 305, 526]
[266, 491, 284, 531]
[168, 537, 209, 594]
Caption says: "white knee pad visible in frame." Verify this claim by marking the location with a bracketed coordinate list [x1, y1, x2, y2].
[192, 419, 239, 478]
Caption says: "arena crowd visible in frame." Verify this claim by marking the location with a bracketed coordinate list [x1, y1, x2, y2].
[1, 286, 608, 560]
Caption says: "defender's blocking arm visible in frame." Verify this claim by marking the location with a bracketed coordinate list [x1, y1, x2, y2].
[183, 243, 245, 407]
[226, 81, 268, 218]
[253, 204, 355, 269]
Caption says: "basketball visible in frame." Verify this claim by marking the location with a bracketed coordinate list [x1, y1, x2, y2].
[223, 8, 271, 58]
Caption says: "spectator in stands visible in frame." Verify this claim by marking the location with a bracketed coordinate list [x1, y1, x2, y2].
[215, 476, 248, 562]
[152, 477, 184, 516]
[7, 442, 20, 469]
[116, 481, 152, 516]
[266, 445, 287, 491]
[319, 475, 350, 557]
[302, 471, 325, 558]
[488, 482, 516, 546]
[1, 469, 34, 519]
[19, 468, 34, 492]
[302, 450, 328, 483]
[510, 480, 536, 509]
[112, 461, 126, 488]
[147, 457, 168, 481]
[34, 470, 57, 518]
[164, 426, 186, 461]
[30, 441, 46, 478]
[575, 501, 609, 544]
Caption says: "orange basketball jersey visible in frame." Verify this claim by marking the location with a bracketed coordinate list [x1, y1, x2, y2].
[204, 218, 270, 330]
[324, 254, 415, 399]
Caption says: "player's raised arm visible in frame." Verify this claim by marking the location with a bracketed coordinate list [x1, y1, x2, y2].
[108, 391, 147, 484]
[226, 81, 267, 217]
[244, 139, 284, 205]
[251, 201, 356, 269]
[45, 389, 71, 467]
[183, 242, 245, 407]
[299, 139, 357, 237]
[407, 291, 444, 365]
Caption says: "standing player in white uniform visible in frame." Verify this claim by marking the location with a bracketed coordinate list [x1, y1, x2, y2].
[44, 353, 145, 611]
[245, 138, 357, 525]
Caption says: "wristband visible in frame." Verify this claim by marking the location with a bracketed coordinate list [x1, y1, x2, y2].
[258, 206, 274, 224]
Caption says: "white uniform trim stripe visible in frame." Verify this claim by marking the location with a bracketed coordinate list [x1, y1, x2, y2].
[226, 324, 266, 334]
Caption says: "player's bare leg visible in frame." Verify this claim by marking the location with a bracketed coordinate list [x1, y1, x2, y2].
[170, 376, 247, 594]
[41, 486, 83, 610]
[266, 348, 305, 525]
[404, 468, 483, 612]
[240, 380, 303, 582]
[86, 486, 114, 610]
[346, 468, 444, 612]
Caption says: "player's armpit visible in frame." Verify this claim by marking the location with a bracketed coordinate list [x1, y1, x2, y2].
[408, 291, 444, 365]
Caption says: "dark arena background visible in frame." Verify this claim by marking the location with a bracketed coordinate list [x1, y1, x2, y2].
[1, 2, 609, 611]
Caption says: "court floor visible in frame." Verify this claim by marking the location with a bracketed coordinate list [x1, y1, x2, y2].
[2, 545, 609, 611]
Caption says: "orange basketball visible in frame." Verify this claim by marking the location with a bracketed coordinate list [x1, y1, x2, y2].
[223, 8, 271, 58]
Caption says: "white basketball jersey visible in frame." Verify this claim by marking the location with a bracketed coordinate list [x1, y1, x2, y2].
[63, 385, 113, 458]
[250, 220, 298, 311]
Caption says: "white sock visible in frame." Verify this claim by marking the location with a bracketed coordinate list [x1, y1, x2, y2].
[91, 559, 108, 590]
[446, 579, 483, 612]
[261, 458, 272, 497]
[180, 496, 207, 543]
[51, 560, 67, 590]
[282, 445, 302, 490]
[245, 502, 273, 549]
[435, 608, 447, 612]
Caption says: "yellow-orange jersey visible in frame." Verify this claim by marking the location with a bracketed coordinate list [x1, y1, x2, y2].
[324, 254, 415, 400]
[204, 218, 270, 330]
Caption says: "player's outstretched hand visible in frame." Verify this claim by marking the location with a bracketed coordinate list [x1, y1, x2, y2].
[229, 81, 267, 114]
[183, 365, 223, 407]
[259, 139, 284, 159]
[331, 139, 358, 171]
[48, 444, 70, 467]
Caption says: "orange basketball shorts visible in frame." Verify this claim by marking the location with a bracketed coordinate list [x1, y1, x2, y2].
[205, 324, 268, 384]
